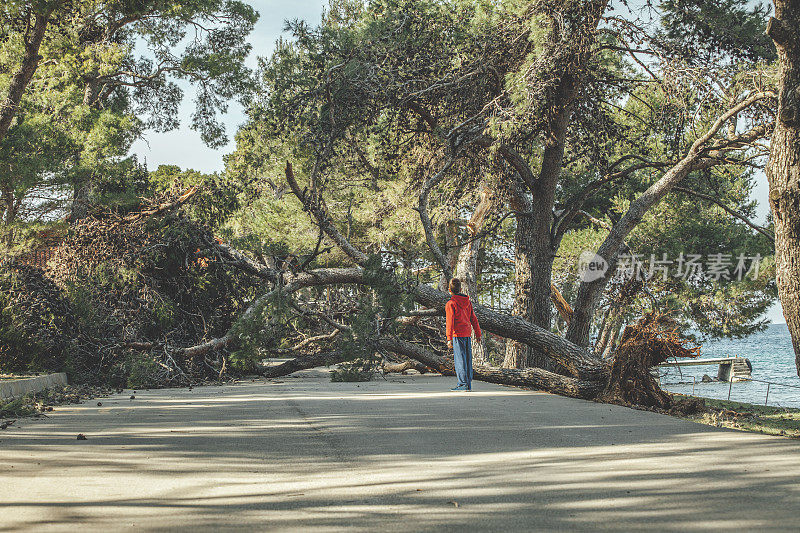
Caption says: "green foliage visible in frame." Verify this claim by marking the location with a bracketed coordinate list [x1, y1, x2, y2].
[0, 263, 75, 374]
[125, 353, 163, 389]
[0, 395, 37, 419]
[330, 359, 375, 382]
[1, 0, 782, 386]
[19, 209, 261, 384]
[222, 0, 779, 354]
[229, 288, 293, 368]
[659, 0, 776, 65]
[0, 0, 258, 230]
[148, 165, 242, 228]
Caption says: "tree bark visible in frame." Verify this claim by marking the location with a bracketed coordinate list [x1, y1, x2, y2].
[0, 9, 52, 144]
[438, 220, 459, 292]
[2, 187, 16, 225]
[766, 4, 800, 376]
[504, 182, 536, 369]
[261, 351, 348, 378]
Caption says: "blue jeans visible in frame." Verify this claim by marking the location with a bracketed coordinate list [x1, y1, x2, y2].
[453, 336, 473, 389]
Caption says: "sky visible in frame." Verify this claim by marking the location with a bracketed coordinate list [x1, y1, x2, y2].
[129, 0, 328, 172]
[128, 0, 786, 324]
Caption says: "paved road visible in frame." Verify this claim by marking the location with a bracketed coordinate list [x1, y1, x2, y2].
[2, 371, 800, 532]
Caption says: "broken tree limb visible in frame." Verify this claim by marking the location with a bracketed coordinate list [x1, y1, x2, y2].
[382, 360, 432, 374]
[551, 283, 573, 324]
[176, 335, 235, 359]
[260, 351, 348, 378]
[201, 244, 606, 382]
[125, 186, 199, 222]
[418, 157, 456, 279]
[210, 239, 280, 283]
[285, 161, 368, 265]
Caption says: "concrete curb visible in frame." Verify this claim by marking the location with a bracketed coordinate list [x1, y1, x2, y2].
[0, 373, 67, 401]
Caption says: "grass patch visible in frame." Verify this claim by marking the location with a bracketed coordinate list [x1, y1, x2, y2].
[676, 395, 800, 438]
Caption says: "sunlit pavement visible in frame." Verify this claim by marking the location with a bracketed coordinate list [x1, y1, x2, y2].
[2, 370, 800, 532]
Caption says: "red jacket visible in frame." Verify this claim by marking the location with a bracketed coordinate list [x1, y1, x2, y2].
[446, 293, 482, 340]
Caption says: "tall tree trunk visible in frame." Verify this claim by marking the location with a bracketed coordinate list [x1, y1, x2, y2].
[504, 80, 576, 369]
[529, 94, 571, 331]
[0, 9, 52, 145]
[504, 182, 536, 369]
[69, 180, 92, 221]
[766, 5, 800, 376]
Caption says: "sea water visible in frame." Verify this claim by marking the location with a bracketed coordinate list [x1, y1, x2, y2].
[659, 323, 800, 408]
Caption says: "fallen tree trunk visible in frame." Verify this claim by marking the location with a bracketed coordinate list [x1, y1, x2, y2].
[261, 351, 349, 378]
[204, 234, 608, 383]
[256, 336, 603, 399]
[413, 284, 605, 381]
[382, 360, 431, 374]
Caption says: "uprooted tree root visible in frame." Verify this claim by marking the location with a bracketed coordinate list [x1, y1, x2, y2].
[598, 312, 700, 410]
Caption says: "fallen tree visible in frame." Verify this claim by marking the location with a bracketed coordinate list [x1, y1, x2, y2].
[169, 161, 694, 406]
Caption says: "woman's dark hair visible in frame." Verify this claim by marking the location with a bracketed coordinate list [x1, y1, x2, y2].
[449, 278, 462, 294]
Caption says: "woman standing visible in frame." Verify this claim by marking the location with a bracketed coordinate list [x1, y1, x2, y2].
[445, 278, 482, 391]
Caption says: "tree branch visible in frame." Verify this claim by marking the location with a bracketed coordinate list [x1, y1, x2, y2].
[417, 157, 455, 279]
[285, 161, 368, 265]
[673, 186, 774, 240]
[566, 91, 776, 346]
[0, 7, 54, 144]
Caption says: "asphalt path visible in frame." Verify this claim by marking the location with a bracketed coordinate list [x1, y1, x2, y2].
[2, 370, 800, 531]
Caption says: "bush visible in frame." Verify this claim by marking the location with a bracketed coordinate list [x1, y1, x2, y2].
[126, 353, 163, 389]
[0, 262, 75, 374]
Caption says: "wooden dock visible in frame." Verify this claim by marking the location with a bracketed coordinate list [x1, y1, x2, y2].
[658, 357, 752, 382]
